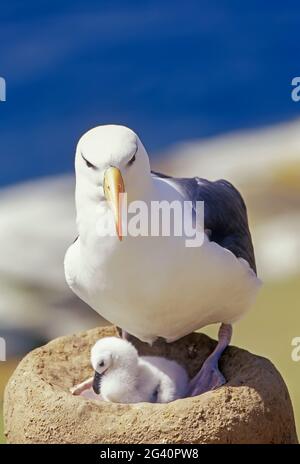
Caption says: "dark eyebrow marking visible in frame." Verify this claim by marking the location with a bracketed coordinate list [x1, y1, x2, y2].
[81, 152, 97, 169]
[127, 143, 138, 167]
[127, 153, 136, 166]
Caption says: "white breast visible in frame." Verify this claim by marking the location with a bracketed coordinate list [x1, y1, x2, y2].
[65, 229, 261, 344]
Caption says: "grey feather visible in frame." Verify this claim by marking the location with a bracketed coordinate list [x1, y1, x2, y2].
[151, 171, 257, 274]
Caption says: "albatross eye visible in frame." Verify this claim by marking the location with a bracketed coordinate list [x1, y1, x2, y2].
[99, 361, 105, 367]
[127, 153, 136, 167]
[81, 153, 96, 169]
[127, 144, 138, 167]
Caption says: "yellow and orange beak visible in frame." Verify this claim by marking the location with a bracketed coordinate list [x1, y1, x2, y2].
[103, 167, 125, 241]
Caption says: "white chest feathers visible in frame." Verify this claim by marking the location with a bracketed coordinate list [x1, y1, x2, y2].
[91, 337, 189, 404]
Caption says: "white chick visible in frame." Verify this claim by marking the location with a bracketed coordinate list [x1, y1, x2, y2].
[89, 337, 189, 404]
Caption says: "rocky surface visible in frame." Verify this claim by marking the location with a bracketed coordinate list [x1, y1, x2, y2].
[3, 326, 298, 444]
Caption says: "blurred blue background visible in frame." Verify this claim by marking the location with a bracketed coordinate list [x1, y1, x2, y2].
[1, 0, 300, 186]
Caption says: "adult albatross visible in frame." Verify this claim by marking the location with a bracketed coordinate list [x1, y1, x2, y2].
[65, 125, 261, 396]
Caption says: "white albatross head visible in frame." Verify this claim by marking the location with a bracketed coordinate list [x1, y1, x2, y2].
[90, 336, 139, 394]
[75, 125, 151, 240]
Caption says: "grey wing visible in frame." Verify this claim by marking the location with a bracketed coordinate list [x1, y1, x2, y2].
[151, 171, 257, 274]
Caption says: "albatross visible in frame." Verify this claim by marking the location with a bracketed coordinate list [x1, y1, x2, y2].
[65, 124, 261, 396]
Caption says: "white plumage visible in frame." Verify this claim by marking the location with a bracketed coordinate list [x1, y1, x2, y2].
[90, 337, 188, 403]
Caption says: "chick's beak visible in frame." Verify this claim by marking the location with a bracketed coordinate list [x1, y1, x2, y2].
[92, 371, 102, 395]
[103, 167, 125, 241]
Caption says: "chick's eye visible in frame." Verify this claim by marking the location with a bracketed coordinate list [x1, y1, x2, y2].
[81, 153, 96, 169]
[99, 361, 105, 367]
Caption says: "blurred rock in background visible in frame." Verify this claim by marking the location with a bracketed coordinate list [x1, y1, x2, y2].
[0, 175, 105, 356]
